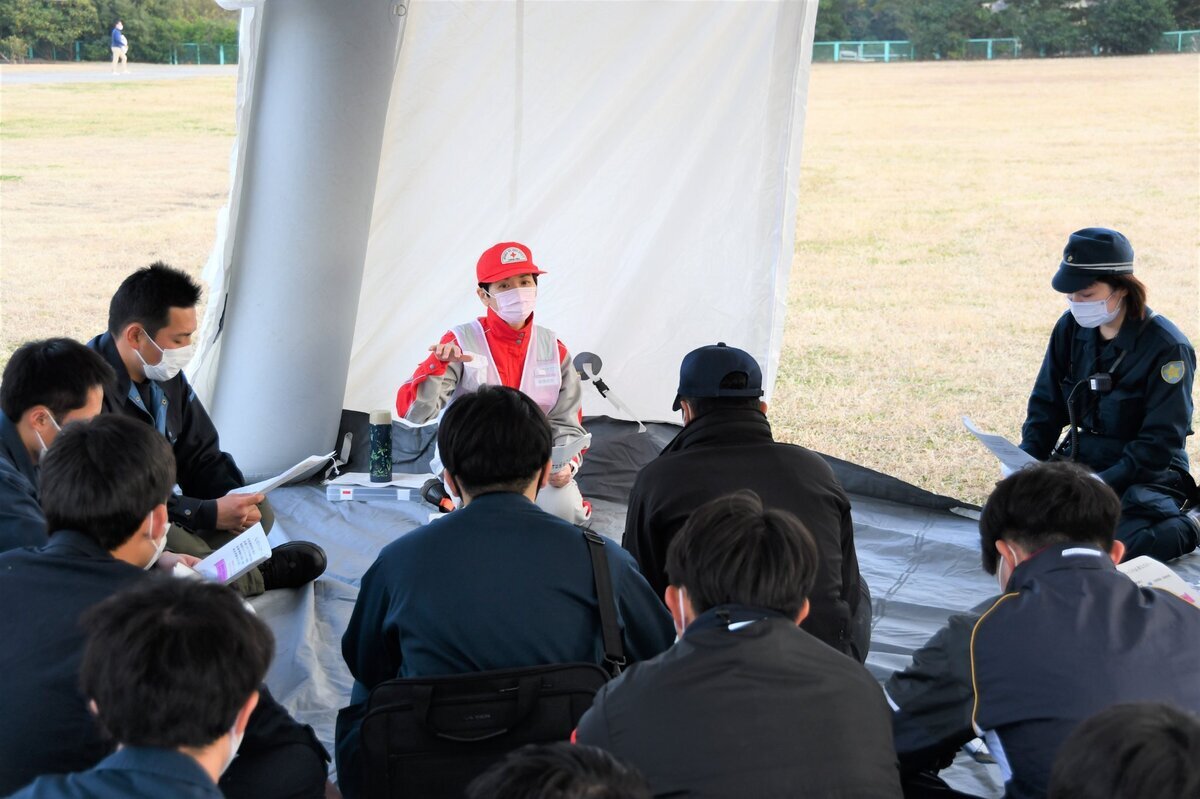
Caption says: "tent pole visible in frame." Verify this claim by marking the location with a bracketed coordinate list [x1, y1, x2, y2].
[209, 0, 404, 478]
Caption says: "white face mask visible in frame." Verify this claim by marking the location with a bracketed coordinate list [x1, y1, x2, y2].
[136, 330, 194, 382]
[488, 286, 537, 326]
[143, 517, 169, 570]
[34, 414, 63, 460]
[1067, 293, 1121, 329]
[220, 722, 244, 776]
[676, 589, 689, 636]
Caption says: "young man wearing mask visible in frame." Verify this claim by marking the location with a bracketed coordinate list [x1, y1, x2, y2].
[0, 415, 331, 798]
[0, 338, 114, 552]
[395, 242, 591, 523]
[9, 579, 273, 798]
[88, 262, 326, 595]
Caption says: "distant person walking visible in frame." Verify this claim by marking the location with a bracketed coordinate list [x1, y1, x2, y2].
[110, 21, 128, 74]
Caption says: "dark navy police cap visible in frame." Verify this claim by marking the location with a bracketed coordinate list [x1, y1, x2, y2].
[673, 342, 764, 411]
[1051, 227, 1134, 294]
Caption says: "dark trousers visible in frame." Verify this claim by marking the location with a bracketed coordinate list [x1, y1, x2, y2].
[221, 684, 330, 799]
[1117, 470, 1198, 562]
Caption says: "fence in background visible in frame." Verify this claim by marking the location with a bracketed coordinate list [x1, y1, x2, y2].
[171, 43, 239, 65]
[814, 31, 1199, 62]
[14, 40, 238, 64]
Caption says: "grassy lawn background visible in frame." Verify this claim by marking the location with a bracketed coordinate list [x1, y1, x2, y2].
[1, 56, 1196, 503]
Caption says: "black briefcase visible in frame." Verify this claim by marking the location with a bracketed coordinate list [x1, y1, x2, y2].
[360, 661, 611, 799]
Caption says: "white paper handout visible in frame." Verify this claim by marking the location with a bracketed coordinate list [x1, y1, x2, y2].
[1117, 556, 1199, 605]
[233, 452, 334, 495]
[963, 417, 1039, 477]
[326, 471, 433, 489]
[195, 523, 272, 584]
[552, 434, 592, 473]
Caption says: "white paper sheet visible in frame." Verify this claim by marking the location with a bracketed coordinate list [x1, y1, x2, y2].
[195, 523, 272, 584]
[233, 452, 334, 495]
[963, 417, 1039, 477]
[1118, 556, 1199, 605]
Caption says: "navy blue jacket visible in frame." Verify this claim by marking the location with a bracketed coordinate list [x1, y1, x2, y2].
[0, 531, 326, 796]
[888, 547, 1200, 798]
[336, 491, 674, 799]
[110, 27, 124, 48]
[576, 605, 902, 798]
[10, 747, 221, 799]
[88, 333, 246, 532]
[0, 412, 46, 553]
[1020, 310, 1194, 495]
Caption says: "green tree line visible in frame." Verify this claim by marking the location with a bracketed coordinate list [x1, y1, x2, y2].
[816, 0, 1198, 58]
[1, 0, 237, 62]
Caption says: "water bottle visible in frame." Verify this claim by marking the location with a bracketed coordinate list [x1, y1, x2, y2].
[369, 410, 392, 483]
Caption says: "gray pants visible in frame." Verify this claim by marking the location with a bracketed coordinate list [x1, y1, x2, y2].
[166, 499, 275, 597]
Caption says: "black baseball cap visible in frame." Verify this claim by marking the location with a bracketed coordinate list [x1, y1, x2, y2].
[1051, 227, 1135, 294]
[673, 342, 764, 411]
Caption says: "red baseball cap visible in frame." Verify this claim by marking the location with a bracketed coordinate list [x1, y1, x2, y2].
[476, 242, 547, 284]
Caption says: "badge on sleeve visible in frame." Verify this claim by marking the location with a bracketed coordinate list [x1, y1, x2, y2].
[1160, 361, 1185, 384]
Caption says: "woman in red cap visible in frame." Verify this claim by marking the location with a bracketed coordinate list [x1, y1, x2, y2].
[1019, 227, 1197, 562]
[396, 242, 591, 523]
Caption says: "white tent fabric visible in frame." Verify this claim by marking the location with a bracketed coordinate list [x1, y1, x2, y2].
[346, 0, 817, 422]
[192, 0, 819, 478]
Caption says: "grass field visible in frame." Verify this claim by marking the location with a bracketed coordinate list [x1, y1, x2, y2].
[1, 56, 1197, 503]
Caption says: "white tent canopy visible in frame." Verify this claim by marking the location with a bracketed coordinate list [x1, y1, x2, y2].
[195, 0, 818, 478]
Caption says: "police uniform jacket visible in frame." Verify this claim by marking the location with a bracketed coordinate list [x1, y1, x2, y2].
[1020, 309, 1195, 495]
[0, 412, 46, 553]
[9, 747, 222, 799]
[87, 333, 246, 532]
[575, 605, 903, 798]
[0, 530, 327, 796]
[623, 408, 865, 659]
[888, 543, 1200, 799]
[335, 491, 674, 799]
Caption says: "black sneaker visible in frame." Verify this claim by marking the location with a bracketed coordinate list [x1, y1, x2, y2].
[259, 541, 327, 590]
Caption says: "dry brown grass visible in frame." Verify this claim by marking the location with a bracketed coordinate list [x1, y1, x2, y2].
[781, 55, 1199, 503]
[1, 57, 1197, 503]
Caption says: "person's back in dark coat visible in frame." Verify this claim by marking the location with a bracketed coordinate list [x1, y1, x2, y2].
[624, 406, 867, 659]
[576, 606, 902, 798]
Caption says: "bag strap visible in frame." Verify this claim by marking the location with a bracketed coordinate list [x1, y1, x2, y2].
[581, 528, 626, 677]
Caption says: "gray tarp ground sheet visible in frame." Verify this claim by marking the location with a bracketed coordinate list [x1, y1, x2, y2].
[251, 414, 1200, 796]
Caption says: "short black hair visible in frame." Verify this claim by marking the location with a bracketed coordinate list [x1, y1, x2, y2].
[40, 415, 176, 550]
[978, 461, 1120, 575]
[466, 743, 651, 799]
[79, 578, 273, 749]
[665, 490, 818, 618]
[682, 372, 763, 419]
[1048, 703, 1200, 799]
[438, 385, 552, 496]
[107, 262, 202, 338]
[0, 338, 115, 421]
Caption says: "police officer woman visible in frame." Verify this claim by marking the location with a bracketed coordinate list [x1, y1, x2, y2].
[1019, 228, 1198, 562]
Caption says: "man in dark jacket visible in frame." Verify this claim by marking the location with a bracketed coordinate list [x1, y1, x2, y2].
[336, 386, 674, 799]
[0, 415, 331, 798]
[886, 462, 1200, 799]
[577, 491, 902, 798]
[88, 262, 325, 595]
[623, 342, 869, 660]
[0, 339, 113, 553]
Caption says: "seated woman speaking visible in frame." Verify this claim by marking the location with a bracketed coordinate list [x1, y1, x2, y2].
[1019, 227, 1197, 562]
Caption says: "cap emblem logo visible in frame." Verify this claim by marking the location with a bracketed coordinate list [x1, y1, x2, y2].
[500, 247, 527, 264]
[1066, 255, 1074, 262]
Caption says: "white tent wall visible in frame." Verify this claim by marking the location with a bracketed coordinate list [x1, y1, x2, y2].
[347, 0, 818, 426]
[195, 0, 817, 477]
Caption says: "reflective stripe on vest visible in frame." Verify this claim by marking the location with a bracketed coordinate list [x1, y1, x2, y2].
[450, 320, 561, 412]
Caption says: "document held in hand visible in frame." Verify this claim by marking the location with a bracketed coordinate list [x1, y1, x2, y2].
[963, 416, 1039, 477]
[232, 452, 335, 496]
[195, 523, 272, 584]
[1117, 556, 1198, 605]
